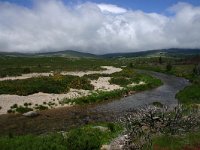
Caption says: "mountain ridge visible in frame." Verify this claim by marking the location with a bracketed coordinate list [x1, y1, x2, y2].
[0, 48, 200, 58]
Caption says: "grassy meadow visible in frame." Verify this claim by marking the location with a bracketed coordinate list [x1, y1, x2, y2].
[0, 122, 123, 150]
[0, 54, 199, 149]
[0, 56, 114, 77]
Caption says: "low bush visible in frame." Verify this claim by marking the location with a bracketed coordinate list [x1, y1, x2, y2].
[176, 84, 200, 105]
[0, 134, 68, 150]
[110, 77, 132, 87]
[16, 106, 33, 113]
[0, 75, 93, 96]
[152, 101, 163, 108]
[34, 105, 48, 111]
[0, 123, 123, 150]
[120, 105, 200, 149]
[66, 128, 102, 150]
[83, 74, 109, 80]
[152, 131, 200, 150]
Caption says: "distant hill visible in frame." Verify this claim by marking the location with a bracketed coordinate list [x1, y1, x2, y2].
[100, 48, 200, 58]
[0, 48, 200, 58]
[36, 50, 96, 58]
[0, 50, 96, 58]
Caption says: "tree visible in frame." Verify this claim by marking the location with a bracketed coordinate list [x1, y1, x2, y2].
[193, 63, 200, 75]
[23, 68, 31, 73]
[166, 63, 172, 72]
[159, 56, 162, 64]
[128, 62, 133, 68]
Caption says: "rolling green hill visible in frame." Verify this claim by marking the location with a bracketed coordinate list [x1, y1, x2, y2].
[0, 48, 200, 58]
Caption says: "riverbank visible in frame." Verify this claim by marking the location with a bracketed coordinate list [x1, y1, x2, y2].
[0, 71, 188, 136]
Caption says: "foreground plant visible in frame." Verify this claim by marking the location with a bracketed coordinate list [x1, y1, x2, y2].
[119, 105, 200, 150]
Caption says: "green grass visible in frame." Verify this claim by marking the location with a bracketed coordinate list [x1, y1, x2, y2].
[0, 56, 114, 77]
[0, 123, 123, 150]
[176, 84, 200, 105]
[0, 75, 93, 96]
[109, 69, 141, 87]
[152, 131, 200, 150]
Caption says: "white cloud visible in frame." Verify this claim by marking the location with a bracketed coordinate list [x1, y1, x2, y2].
[97, 3, 127, 14]
[0, 1, 200, 54]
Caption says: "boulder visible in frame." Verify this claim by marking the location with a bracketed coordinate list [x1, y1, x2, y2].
[23, 111, 39, 117]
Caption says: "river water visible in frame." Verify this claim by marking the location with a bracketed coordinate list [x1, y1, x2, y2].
[93, 71, 190, 112]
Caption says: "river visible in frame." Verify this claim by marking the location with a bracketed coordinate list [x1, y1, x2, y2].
[0, 71, 190, 135]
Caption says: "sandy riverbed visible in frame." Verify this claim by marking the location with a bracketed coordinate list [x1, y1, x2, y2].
[0, 66, 123, 114]
[0, 66, 122, 81]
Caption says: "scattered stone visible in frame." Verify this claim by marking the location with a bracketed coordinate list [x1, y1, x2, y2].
[23, 111, 39, 117]
[93, 126, 108, 132]
[101, 145, 110, 150]
[141, 125, 149, 131]
[153, 116, 160, 120]
[109, 135, 126, 150]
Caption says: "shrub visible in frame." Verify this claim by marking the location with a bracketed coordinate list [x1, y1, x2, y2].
[7, 109, 13, 113]
[107, 123, 115, 132]
[10, 104, 18, 109]
[119, 105, 200, 149]
[152, 101, 163, 108]
[66, 128, 102, 150]
[24, 103, 29, 107]
[176, 84, 200, 105]
[0, 75, 93, 96]
[166, 63, 172, 72]
[16, 106, 33, 113]
[110, 77, 132, 87]
[23, 68, 31, 74]
[0, 134, 68, 150]
[35, 105, 48, 111]
[193, 63, 200, 75]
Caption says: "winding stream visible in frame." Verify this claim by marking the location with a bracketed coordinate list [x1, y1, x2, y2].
[0, 71, 190, 135]
[94, 71, 190, 112]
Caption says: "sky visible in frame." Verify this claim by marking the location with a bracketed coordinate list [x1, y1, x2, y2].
[0, 0, 200, 54]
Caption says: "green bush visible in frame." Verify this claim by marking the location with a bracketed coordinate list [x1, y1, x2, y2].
[0, 75, 93, 96]
[66, 128, 101, 150]
[15, 106, 33, 113]
[176, 84, 200, 105]
[166, 63, 172, 72]
[152, 102, 163, 108]
[0, 123, 123, 150]
[110, 77, 132, 87]
[0, 134, 68, 150]
[107, 123, 115, 132]
[35, 105, 48, 111]
[152, 131, 200, 150]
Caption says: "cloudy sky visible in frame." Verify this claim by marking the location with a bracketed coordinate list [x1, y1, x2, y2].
[0, 0, 200, 54]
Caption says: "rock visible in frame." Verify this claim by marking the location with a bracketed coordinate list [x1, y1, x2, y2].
[101, 145, 110, 150]
[23, 111, 39, 117]
[124, 95, 128, 98]
[153, 116, 160, 120]
[93, 126, 108, 132]
[83, 116, 90, 124]
[141, 125, 149, 131]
